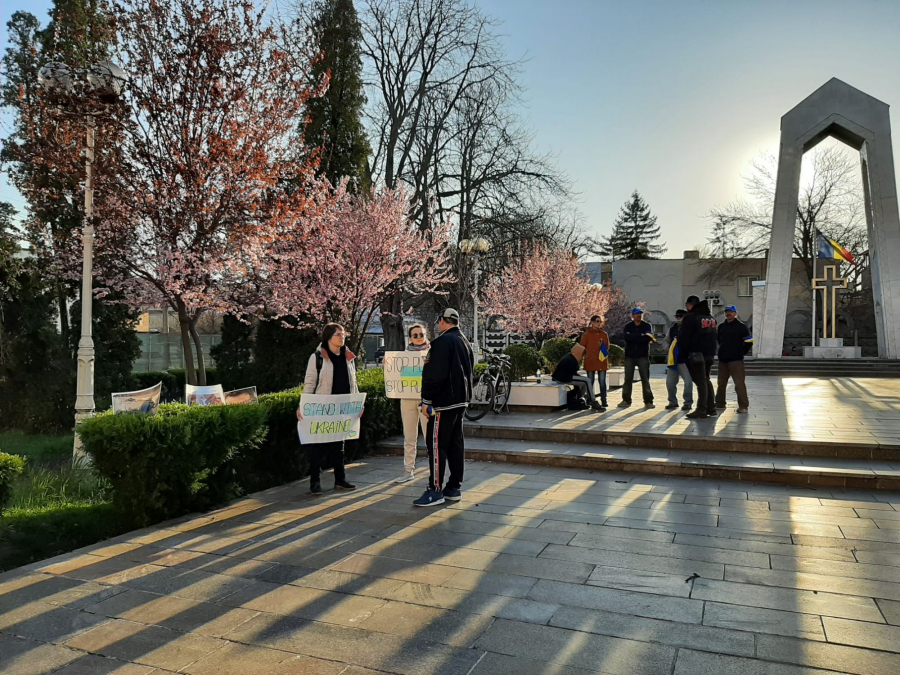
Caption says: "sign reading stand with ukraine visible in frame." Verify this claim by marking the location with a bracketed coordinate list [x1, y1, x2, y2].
[297, 393, 367, 444]
[383, 351, 426, 399]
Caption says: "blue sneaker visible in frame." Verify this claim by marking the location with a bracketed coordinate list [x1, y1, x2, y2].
[413, 489, 445, 507]
[442, 488, 461, 502]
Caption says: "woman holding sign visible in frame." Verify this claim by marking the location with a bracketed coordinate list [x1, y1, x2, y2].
[395, 323, 430, 483]
[297, 323, 358, 495]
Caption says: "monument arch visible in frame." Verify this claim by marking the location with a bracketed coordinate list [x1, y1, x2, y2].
[756, 78, 900, 358]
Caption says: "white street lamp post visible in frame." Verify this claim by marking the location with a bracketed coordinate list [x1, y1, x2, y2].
[38, 61, 124, 462]
[459, 237, 490, 361]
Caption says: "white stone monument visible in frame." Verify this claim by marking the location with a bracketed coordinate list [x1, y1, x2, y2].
[756, 78, 900, 358]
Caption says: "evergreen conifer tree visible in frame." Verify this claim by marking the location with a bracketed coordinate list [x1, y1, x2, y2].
[600, 191, 667, 260]
[306, 0, 371, 191]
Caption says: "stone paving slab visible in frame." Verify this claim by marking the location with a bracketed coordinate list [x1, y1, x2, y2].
[5, 456, 900, 673]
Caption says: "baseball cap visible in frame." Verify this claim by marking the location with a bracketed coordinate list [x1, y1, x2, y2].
[725, 304, 738, 313]
[631, 307, 643, 315]
[440, 308, 460, 321]
[675, 309, 687, 318]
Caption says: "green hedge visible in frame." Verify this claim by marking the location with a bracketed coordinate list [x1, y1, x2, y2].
[79, 367, 402, 527]
[78, 404, 267, 526]
[503, 344, 545, 381]
[608, 343, 625, 367]
[541, 337, 576, 373]
[0, 452, 26, 514]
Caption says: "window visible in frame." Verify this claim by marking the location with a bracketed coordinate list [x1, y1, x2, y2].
[738, 275, 760, 297]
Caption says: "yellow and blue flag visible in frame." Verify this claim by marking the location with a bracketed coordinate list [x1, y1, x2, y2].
[599, 342, 609, 361]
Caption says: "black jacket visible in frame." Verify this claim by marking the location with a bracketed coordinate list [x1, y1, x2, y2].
[421, 326, 474, 412]
[552, 353, 579, 383]
[623, 320, 653, 358]
[679, 300, 718, 359]
[718, 319, 752, 363]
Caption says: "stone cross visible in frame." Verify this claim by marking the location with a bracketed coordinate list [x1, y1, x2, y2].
[812, 264, 848, 340]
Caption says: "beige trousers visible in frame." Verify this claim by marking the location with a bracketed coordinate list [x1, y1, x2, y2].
[399, 398, 429, 473]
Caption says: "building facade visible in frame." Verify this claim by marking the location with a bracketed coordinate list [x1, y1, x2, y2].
[585, 252, 819, 354]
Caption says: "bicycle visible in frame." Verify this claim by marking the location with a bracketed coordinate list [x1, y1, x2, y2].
[465, 353, 513, 421]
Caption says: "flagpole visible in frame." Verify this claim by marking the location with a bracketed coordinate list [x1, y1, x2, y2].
[812, 231, 817, 348]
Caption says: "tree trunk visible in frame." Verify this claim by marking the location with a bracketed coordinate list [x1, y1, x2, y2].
[57, 283, 70, 351]
[380, 295, 405, 351]
[188, 317, 207, 386]
[176, 302, 198, 386]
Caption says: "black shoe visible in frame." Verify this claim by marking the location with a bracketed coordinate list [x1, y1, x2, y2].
[686, 410, 708, 419]
[590, 401, 603, 412]
[706, 409, 718, 416]
[310, 480, 324, 495]
[644, 403, 655, 409]
[334, 480, 357, 491]
[681, 404, 692, 411]
[665, 404, 679, 410]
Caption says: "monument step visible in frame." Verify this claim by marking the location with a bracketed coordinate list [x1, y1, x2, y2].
[376, 436, 900, 490]
[459, 413, 900, 462]
[713, 358, 900, 377]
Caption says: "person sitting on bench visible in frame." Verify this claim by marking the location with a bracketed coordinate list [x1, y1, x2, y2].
[552, 344, 603, 412]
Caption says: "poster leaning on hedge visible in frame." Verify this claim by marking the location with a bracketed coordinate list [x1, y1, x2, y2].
[297, 392, 368, 444]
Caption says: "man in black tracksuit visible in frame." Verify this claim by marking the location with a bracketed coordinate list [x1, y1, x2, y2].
[678, 295, 718, 419]
[415, 308, 474, 507]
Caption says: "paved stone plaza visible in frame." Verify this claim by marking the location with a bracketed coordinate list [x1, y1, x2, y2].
[506, 374, 900, 446]
[3, 454, 900, 674]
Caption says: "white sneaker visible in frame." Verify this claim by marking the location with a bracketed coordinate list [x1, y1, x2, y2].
[394, 471, 416, 484]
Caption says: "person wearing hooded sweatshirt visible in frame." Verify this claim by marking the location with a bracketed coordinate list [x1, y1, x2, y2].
[297, 323, 359, 494]
[678, 295, 718, 419]
[395, 323, 430, 483]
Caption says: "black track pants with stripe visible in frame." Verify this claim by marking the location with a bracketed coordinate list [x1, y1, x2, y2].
[426, 408, 465, 492]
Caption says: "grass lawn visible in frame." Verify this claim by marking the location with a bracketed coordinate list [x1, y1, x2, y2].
[0, 431, 130, 572]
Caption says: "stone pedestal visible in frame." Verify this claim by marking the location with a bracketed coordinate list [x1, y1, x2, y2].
[803, 337, 862, 359]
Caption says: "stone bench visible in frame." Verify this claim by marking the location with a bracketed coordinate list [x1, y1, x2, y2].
[508, 382, 569, 410]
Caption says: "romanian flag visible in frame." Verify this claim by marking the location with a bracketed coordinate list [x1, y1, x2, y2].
[599, 342, 609, 362]
[817, 230, 856, 265]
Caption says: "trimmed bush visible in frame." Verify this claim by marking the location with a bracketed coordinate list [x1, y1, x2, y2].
[80, 366, 403, 525]
[540, 337, 576, 373]
[474, 362, 487, 379]
[608, 343, 625, 367]
[78, 404, 267, 526]
[0, 452, 26, 514]
[503, 344, 544, 381]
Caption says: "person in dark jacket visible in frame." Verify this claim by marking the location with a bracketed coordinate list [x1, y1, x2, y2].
[715, 305, 753, 413]
[679, 295, 718, 419]
[552, 344, 603, 412]
[619, 308, 655, 408]
[414, 308, 474, 507]
[665, 309, 693, 411]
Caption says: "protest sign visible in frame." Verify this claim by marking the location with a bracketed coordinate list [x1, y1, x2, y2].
[383, 350, 426, 399]
[112, 382, 162, 414]
[225, 386, 258, 405]
[296, 393, 367, 444]
[185, 384, 225, 406]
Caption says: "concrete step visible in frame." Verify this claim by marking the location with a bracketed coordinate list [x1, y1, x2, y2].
[462, 414, 900, 462]
[377, 436, 900, 490]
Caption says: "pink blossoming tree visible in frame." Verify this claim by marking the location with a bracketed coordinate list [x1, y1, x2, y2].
[483, 244, 636, 349]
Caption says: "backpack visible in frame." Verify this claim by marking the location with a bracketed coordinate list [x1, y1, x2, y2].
[566, 386, 589, 411]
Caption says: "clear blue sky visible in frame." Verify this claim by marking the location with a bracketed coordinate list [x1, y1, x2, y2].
[5, 0, 900, 257]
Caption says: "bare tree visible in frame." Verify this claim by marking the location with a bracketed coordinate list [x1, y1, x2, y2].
[360, 0, 577, 348]
[706, 143, 867, 287]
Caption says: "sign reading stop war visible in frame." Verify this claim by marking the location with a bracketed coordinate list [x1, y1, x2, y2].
[297, 393, 367, 444]
[383, 351, 426, 399]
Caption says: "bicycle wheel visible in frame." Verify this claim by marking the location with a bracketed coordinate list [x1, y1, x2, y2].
[493, 371, 512, 413]
[465, 373, 495, 421]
